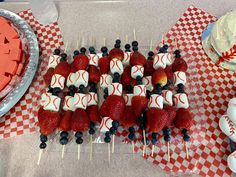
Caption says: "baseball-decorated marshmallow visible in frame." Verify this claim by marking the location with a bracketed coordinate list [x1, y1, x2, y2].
[108, 83, 123, 96]
[123, 94, 133, 106]
[100, 74, 112, 88]
[87, 92, 98, 106]
[74, 70, 89, 88]
[219, 115, 236, 142]
[99, 117, 113, 133]
[131, 65, 144, 79]
[97, 52, 103, 59]
[50, 74, 65, 90]
[134, 85, 146, 97]
[148, 94, 163, 109]
[228, 98, 236, 108]
[227, 107, 236, 125]
[73, 93, 88, 110]
[66, 72, 77, 87]
[153, 53, 167, 69]
[227, 151, 236, 173]
[162, 90, 173, 106]
[110, 58, 124, 75]
[173, 93, 189, 109]
[173, 71, 186, 86]
[48, 55, 60, 69]
[88, 53, 99, 66]
[142, 76, 153, 91]
[63, 96, 76, 111]
[123, 51, 131, 66]
[42, 93, 61, 112]
[40, 92, 52, 106]
[164, 53, 173, 66]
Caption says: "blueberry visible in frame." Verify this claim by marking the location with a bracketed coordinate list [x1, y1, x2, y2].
[109, 127, 117, 135]
[104, 88, 108, 94]
[148, 51, 154, 57]
[60, 137, 68, 145]
[126, 85, 133, 93]
[177, 83, 185, 90]
[125, 44, 131, 51]
[136, 80, 143, 85]
[128, 133, 136, 140]
[74, 50, 79, 56]
[101, 46, 108, 53]
[146, 90, 151, 99]
[136, 76, 142, 81]
[39, 142, 47, 149]
[163, 128, 171, 135]
[159, 48, 165, 53]
[89, 46, 95, 54]
[183, 135, 190, 142]
[80, 47, 86, 54]
[131, 41, 138, 47]
[112, 78, 119, 83]
[104, 136, 111, 143]
[151, 138, 158, 145]
[61, 53, 67, 59]
[114, 43, 121, 48]
[89, 128, 95, 135]
[103, 94, 108, 99]
[54, 49, 60, 55]
[128, 127, 135, 133]
[75, 132, 83, 138]
[68, 91, 75, 97]
[132, 46, 138, 51]
[116, 39, 121, 44]
[174, 50, 180, 55]
[177, 88, 184, 93]
[142, 138, 150, 145]
[164, 135, 171, 142]
[60, 131, 68, 138]
[76, 138, 83, 144]
[40, 134, 47, 143]
[112, 120, 119, 128]
[163, 44, 169, 51]
[151, 133, 158, 139]
[182, 128, 188, 135]
[137, 116, 144, 123]
[53, 87, 61, 94]
[162, 84, 169, 90]
[105, 131, 111, 137]
[79, 85, 85, 90]
[68, 85, 76, 92]
[175, 54, 181, 58]
[90, 122, 95, 129]
[114, 72, 120, 78]
[139, 123, 145, 130]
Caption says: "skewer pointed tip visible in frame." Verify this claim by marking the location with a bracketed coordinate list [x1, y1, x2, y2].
[37, 149, 43, 165]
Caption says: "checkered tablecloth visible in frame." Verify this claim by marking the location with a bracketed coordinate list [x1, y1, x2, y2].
[0, 9, 63, 139]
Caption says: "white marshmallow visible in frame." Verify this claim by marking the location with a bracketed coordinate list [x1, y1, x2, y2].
[110, 58, 124, 75]
[97, 52, 103, 59]
[173, 93, 189, 109]
[88, 54, 99, 66]
[148, 94, 163, 109]
[122, 52, 131, 66]
[100, 74, 112, 88]
[66, 72, 77, 87]
[87, 92, 98, 106]
[228, 98, 236, 108]
[227, 151, 236, 173]
[74, 70, 89, 88]
[131, 65, 144, 79]
[162, 90, 173, 106]
[63, 96, 76, 111]
[142, 76, 153, 91]
[99, 117, 113, 133]
[227, 106, 236, 125]
[42, 94, 61, 112]
[40, 92, 52, 106]
[219, 115, 236, 142]
[134, 85, 146, 97]
[173, 71, 187, 86]
[164, 53, 173, 66]
[123, 94, 133, 106]
[153, 53, 167, 69]
[74, 93, 88, 110]
[48, 55, 60, 69]
[50, 74, 65, 90]
[108, 83, 123, 96]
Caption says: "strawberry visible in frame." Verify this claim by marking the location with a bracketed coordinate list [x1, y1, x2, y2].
[164, 65, 174, 81]
[70, 65, 77, 73]
[131, 96, 149, 117]
[174, 108, 193, 129]
[163, 106, 176, 127]
[87, 105, 101, 123]
[43, 68, 54, 86]
[146, 108, 168, 132]
[98, 56, 110, 74]
[71, 108, 90, 132]
[73, 54, 89, 70]
[172, 58, 188, 72]
[109, 48, 124, 61]
[121, 66, 136, 87]
[152, 68, 167, 86]
[130, 51, 146, 66]
[59, 110, 72, 131]
[88, 65, 101, 84]
[38, 107, 61, 135]
[99, 99, 108, 117]
[120, 106, 138, 128]
[144, 60, 155, 76]
[54, 61, 71, 78]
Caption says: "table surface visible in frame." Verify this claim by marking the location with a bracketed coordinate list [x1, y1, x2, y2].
[0, 1, 236, 177]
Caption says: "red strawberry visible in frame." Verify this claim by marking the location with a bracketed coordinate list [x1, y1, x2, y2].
[146, 108, 168, 132]
[43, 68, 54, 86]
[174, 108, 193, 129]
[109, 48, 124, 61]
[98, 56, 110, 74]
[120, 106, 138, 128]
[131, 96, 149, 117]
[73, 54, 89, 70]
[130, 51, 146, 66]
[71, 108, 90, 132]
[87, 105, 101, 123]
[164, 65, 174, 81]
[99, 99, 108, 117]
[152, 68, 167, 86]
[172, 58, 188, 72]
[54, 61, 71, 78]
[163, 106, 176, 127]
[88, 65, 101, 83]
[38, 107, 61, 135]
[70, 65, 77, 73]
[121, 66, 136, 87]
[59, 110, 72, 131]
[144, 60, 155, 76]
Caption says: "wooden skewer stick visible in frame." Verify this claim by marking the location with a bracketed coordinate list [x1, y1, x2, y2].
[61, 145, 65, 159]
[89, 135, 93, 161]
[167, 142, 170, 162]
[185, 141, 189, 159]
[150, 39, 153, 51]
[132, 141, 135, 154]
[151, 145, 155, 157]
[125, 35, 128, 44]
[103, 38, 106, 46]
[112, 134, 115, 153]
[133, 29, 136, 41]
[108, 143, 111, 164]
[77, 144, 81, 160]
[37, 149, 43, 165]
[64, 41, 68, 53]
[142, 130, 147, 156]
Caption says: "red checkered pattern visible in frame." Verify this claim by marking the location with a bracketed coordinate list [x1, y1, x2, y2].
[0, 9, 63, 139]
[131, 5, 234, 176]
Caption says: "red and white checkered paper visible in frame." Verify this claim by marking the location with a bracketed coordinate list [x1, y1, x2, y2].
[130, 5, 235, 177]
[0, 9, 63, 139]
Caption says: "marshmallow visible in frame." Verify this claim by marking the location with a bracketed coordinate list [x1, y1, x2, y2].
[228, 98, 236, 108]
[42, 93, 61, 112]
[122, 52, 131, 66]
[227, 151, 236, 173]
[153, 53, 167, 69]
[148, 94, 163, 109]
[123, 94, 133, 106]
[173, 93, 189, 109]
[134, 85, 146, 97]
[227, 106, 236, 125]
[108, 83, 123, 96]
[87, 92, 98, 106]
[173, 71, 187, 86]
[66, 72, 77, 87]
[142, 76, 153, 91]
[162, 90, 173, 106]
[50, 74, 65, 90]
[63, 96, 76, 111]
[48, 55, 60, 69]
[164, 53, 173, 66]
[100, 74, 112, 88]
[40, 92, 51, 106]
[88, 54, 99, 66]
[110, 58, 124, 75]
[219, 115, 236, 142]
[74, 70, 89, 88]
[131, 65, 144, 79]
[97, 52, 103, 59]
[99, 117, 113, 133]
[74, 93, 88, 110]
